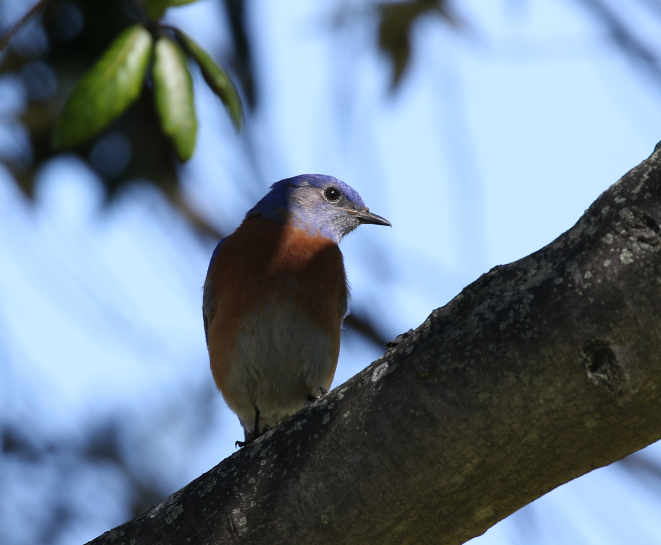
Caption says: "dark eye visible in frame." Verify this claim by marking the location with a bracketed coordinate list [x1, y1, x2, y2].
[324, 186, 341, 202]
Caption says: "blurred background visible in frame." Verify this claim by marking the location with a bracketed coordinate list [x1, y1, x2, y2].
[1, 0, 661, 543]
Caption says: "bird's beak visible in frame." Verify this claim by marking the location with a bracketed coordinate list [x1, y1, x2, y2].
[349, 208, 392, 227]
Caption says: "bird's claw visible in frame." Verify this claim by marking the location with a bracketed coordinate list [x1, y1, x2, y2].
[306, 386, 329, 405]
[236, 423, 274, 448]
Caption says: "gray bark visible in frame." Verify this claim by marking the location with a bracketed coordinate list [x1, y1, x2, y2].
[87, 143, 661, 545]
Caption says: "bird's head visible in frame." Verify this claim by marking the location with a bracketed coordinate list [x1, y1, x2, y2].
[246, 174, 391, 243]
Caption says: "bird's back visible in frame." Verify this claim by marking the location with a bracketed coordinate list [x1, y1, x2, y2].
[204, 216, 348, 432]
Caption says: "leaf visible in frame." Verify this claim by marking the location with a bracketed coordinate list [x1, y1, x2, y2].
[53, 25, 153, 148]
[144, 0, 170, 20]
[377, 0, 456, 91]
[152, 37, 197, 162]
[173, 28, 242, 131]
[145, 0, 199, 19]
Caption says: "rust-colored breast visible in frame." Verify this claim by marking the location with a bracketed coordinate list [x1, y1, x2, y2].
[204, 217, 348, 395]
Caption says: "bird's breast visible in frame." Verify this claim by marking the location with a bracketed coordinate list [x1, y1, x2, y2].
[204, 217, 348, 393]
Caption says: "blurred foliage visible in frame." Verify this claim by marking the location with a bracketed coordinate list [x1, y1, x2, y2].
[0, 0, 245, 239]
[0, 379, 219, 544]
[1, 0, 659, 231]
[2, 0, 148, 199]
[151, 35, 197, 161]
[376, 0, 458, 89]
[52, 24, 154, 149]
[49, 7, 241, 161]
[0, 0, 459, 224]
[173, 27, 242, 130]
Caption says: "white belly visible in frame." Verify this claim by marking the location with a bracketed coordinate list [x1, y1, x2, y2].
[223, 299, 337, 432]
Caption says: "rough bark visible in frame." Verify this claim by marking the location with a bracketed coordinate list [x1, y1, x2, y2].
[87, 143, 661, 545]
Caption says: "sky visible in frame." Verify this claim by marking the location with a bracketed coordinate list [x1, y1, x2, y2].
[2, 0, 661, 543]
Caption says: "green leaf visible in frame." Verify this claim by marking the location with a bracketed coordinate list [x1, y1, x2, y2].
[54, 25, 153, 148]
[145, 0, 199, 20]
[152, 37, 197, 162]
[145, 0, 170, 20]
[173, 28, 242, 131]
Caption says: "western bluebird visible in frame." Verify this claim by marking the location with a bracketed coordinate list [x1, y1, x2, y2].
[203, 174, 390, 446]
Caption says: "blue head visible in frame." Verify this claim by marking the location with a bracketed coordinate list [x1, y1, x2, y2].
[246, 174, 390, 243]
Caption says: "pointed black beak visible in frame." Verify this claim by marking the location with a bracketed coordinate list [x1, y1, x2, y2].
[350, 208, 392, 227]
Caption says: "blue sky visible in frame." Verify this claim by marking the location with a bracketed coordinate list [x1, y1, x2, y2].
[2, 0, 661, 543]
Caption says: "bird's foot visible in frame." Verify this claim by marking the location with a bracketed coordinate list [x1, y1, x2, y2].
[235, 424, 273, 448]
[306, 386, 329, 405]
[235, 432, 254, 448]
[235, 427, 256, 448]
[305, 386, 328, 405]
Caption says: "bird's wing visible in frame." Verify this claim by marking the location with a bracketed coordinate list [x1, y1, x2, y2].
[203, 237, 227, 345]
[340, 284, 350, 321]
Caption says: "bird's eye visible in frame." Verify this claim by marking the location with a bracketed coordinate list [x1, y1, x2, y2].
[324, 186, 341, 202]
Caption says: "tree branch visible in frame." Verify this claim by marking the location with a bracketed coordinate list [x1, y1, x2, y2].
[86, 143, 661, 545]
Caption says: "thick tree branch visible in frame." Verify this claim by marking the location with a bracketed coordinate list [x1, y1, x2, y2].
[87, 143, 661, 545]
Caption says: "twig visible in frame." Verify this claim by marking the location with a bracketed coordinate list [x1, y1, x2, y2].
[0, 0, 51, 52]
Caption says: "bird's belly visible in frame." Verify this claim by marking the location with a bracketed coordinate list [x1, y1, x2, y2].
[215, 298, 339, 431]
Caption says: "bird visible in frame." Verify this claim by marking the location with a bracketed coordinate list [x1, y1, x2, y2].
[202, 174, 391, 446]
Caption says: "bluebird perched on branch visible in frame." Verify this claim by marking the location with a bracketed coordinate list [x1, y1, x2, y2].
[203, 174, 390, 446]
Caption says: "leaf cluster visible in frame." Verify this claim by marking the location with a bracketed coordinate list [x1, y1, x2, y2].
[0, 0, 253, 238]
[53, 0, 242, 162]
